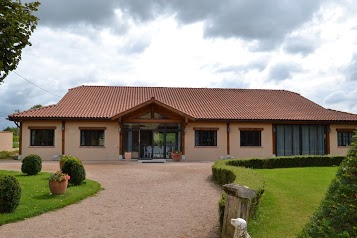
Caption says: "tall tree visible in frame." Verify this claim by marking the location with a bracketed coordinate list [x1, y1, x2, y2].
[0, 0, 40, 82]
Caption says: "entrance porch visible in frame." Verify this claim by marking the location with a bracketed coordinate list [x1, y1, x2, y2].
[116, 97, 193, 161]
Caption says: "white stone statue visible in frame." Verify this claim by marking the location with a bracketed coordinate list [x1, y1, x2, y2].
[231, 218, 251, 238]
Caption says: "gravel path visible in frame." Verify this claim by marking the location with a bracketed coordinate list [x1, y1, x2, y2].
[0, 161, 222, 238]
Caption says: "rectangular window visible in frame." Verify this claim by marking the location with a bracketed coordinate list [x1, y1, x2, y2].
[337, 130, 354, 146]
[195, 130, 217, 146]
[30, 129, 55, 146]
[240, 131, 261, 146]
[276, 125, 326, 156]
[80, 130, 104, 146]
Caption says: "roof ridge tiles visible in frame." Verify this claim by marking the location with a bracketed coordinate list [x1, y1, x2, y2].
[72, 85, 295, 92]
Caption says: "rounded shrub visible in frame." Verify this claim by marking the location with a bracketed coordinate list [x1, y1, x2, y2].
[0, 175, 21, 213]
[61, 156, 86, 186]
[59, 155, 77, 170]
[21, 154, 42, 175]
[299, 132, 357, 237]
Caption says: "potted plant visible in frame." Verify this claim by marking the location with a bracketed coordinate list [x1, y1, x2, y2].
[48, 171, 70, 195]
[171, 150, 182, 162]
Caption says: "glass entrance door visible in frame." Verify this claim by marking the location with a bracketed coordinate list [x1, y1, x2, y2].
[123, 123, 181, 160]
[122, 129, 139, 160]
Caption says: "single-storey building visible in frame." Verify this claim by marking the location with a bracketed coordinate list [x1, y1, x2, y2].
[7, 86, 357, 161]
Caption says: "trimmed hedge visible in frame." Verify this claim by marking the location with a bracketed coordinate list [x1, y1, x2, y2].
[61, 155, 86, 186]
[212, 160, 265, 231]
[21, 154, 42, 175]
[299, 136, 357, 237]
[0, 175, 21, 213]
[226, 155, 344, 169]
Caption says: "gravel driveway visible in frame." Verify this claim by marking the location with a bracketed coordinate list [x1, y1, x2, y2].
[0, 161, 222, 238]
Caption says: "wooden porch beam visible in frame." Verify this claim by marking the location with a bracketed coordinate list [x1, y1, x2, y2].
[61, 121, 65, 155]
[227, 123, 230, 155]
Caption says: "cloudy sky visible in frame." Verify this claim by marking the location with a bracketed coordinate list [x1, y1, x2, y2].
[1, 0, 357, 129]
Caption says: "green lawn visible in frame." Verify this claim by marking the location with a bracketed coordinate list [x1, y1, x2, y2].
[248, 167, 338, 238]
[0, 170, 102, 225]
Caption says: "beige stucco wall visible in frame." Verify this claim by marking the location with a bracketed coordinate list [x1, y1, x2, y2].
[64, 121, 120, 161]
[230, 122, 274, 159]
[184, 122, 227, 161]
[21, 121, 120, 161]
[329, 124, 357, 156]
[184, 122, 273, 161]
[0, 131, 13, 151]
[21, 121, 62, 160]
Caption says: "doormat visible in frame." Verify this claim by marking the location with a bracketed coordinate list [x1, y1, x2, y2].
[137, 159, 166, 163]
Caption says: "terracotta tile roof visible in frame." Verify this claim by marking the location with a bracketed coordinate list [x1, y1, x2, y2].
[8, 85, 357, 122]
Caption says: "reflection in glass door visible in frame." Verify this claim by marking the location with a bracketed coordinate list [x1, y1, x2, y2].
[153, 131, 164, 159]
[165, 132, 177, 159]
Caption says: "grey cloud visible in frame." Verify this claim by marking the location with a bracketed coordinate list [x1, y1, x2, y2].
[283, 36, 317, 56]
[268, 63, 302, 81]
[25, 0, 323, 49]
[345, 53, 357, 81]
[324, 91, 347, 104]
[323, 87, 357, 114]
[24, 0, 121, 28]
[118, 0, 322, 50]
[0, 76, 56, 129]
[215, 59, 268, 74]
[215, 78, 249, 89]
[120, 38, 151, 55]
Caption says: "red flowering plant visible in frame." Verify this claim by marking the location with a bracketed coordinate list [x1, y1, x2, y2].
[49, 171, 70, 182]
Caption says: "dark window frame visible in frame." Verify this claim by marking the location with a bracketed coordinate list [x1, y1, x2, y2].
[240, 130, 262, 146]
[30, 129, 55, 146]
[80, 129, 105, 146]
[337, 130, 354, 146]
[194, 130, 217, 146]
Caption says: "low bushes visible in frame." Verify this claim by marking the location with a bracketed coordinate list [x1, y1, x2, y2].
[212, 160, 265, 230]
[61, 155, 86, 186]
[299, 138, 357, 237]
[0, 150, 18, 160]
[0, 175, 21, 213]
[226, 155, 344, 169]
[21, 154, 42, 175]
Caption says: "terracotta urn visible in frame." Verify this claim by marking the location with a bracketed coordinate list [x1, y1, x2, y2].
[49, 180, 68, 195]
[171, 152, 182, 162]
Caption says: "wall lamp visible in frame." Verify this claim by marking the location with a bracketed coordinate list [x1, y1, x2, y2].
[118, 127, 121, 132]
[227, 127, 230, 132]
[184, 128, 188, 134]
[61, 125, 65, 131]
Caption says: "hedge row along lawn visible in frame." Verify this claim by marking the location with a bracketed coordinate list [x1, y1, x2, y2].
[248, 167, 338, 238]
[0, 170, 102, 225]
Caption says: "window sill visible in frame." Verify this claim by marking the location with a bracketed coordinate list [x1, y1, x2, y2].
[79, 146, 105, 148]
[29, 146, 55, 148]
[337, 146, 349, 148]
[240, 146, 263, 148]
[194, 146, 218, 148]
